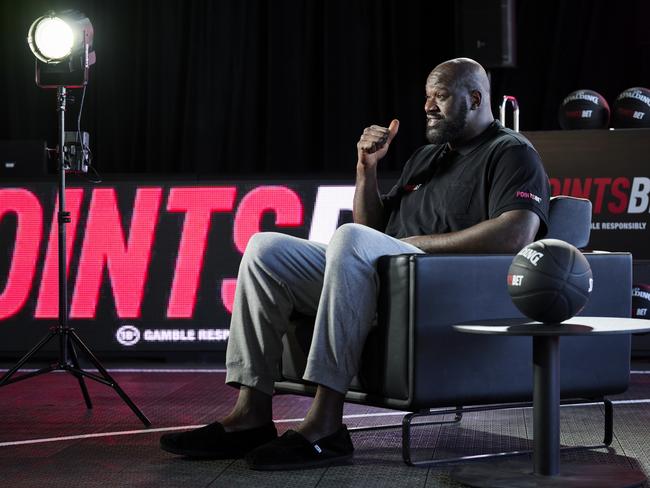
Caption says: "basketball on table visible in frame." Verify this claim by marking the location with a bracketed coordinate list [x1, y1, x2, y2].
[507, 239, 593, 323]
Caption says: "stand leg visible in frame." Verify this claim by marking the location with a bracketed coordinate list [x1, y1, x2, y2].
[67, 335, 93, 409]
[0, 330, 57, 386]
[1, 327, 150, 426]
[68, 330, 151, 426]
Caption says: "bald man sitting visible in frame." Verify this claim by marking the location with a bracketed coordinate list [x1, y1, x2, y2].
[161, 57, 550, 470]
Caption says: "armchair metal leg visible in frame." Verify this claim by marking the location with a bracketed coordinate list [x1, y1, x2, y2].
[401, 398, 613, 467]
[402, 407, 463, 465]
[348, 408, 462, 434]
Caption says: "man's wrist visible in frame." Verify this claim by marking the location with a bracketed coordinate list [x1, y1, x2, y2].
[356, 163, 377, 178]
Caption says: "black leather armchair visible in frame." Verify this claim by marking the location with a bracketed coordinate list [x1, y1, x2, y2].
[274, 196, 632, 465]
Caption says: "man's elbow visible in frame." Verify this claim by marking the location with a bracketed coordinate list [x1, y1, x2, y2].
[500, 210, 541, 253]
[506, 233, 536, 253]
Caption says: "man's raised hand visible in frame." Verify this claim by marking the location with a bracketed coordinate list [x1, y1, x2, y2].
[357, 119, 399, 170]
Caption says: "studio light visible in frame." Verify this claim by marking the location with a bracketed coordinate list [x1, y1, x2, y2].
[0, 10, 150, 426]
[28, 16, 74, 62]
[27, 10, 96, 88]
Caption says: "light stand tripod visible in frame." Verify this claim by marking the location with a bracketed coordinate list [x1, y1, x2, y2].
[0, 86, 150, 427]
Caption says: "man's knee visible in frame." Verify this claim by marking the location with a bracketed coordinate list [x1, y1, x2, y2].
[328, 223, 379, 254]
[242, 232, 292, 264]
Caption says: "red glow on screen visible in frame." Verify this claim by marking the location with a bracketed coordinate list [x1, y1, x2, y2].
[220, 186, 304, 313]
[166, 187, 237, 318]
[0, 184, 313, 324]
[70, 188, 162, 318]
[0, 189, 43, 320]
[221, 278, 237, 313]
[232, 186, 304, 253]
[35, 189, 84, 318]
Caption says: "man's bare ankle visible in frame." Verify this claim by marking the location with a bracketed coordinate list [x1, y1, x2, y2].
[221, 414, 272, 432]
[296, 420, 342, 443]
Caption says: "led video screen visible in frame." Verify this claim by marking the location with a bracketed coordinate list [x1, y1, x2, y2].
[0, 181, 356, 353]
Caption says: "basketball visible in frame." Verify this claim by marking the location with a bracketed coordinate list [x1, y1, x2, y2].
[507, 239, 593, 323]
[632, 283, 650, 319]
[558, 89, 610, 129]
[612, 87, 650, 128]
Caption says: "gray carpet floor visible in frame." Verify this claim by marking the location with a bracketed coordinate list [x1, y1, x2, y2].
[1, 361, 650, 487]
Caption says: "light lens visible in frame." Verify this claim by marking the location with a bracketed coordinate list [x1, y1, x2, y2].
[32, 17, 74, 61]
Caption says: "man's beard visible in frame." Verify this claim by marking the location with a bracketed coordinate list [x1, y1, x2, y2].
[426, 103, 469, 145]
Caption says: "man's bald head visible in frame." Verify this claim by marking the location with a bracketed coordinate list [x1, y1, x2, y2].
[428, 58, 491, 106]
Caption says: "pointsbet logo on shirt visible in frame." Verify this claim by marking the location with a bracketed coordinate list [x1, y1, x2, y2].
[515, 191, 542, 203]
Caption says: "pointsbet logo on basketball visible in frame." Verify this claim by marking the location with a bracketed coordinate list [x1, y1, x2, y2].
[507, 239, 593, 323]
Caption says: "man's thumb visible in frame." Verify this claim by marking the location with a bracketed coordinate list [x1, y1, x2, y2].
[387, 119, 400, 143]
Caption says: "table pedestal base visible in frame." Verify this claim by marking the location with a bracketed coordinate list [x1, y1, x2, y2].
[451, 459, 646, 487]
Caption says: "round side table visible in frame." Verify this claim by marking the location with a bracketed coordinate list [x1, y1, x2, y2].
[451, 316, 650, 488]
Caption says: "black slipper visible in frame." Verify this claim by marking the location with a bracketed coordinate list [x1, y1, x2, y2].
[245, 425, 354, 470]
[160, 421, 277, 459]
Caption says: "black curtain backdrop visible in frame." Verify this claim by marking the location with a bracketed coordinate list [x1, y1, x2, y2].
[0, 0, 648, 175]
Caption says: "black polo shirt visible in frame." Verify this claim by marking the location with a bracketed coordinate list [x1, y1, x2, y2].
[382, 120, 550, 239]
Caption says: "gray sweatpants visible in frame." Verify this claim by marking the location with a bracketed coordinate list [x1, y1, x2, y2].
[225, 223, 424, 395]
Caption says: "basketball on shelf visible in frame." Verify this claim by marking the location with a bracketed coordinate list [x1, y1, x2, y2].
[558, 89, 610, 129]
[612, 87, 650, 128]
[507, 239, 593, 323]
